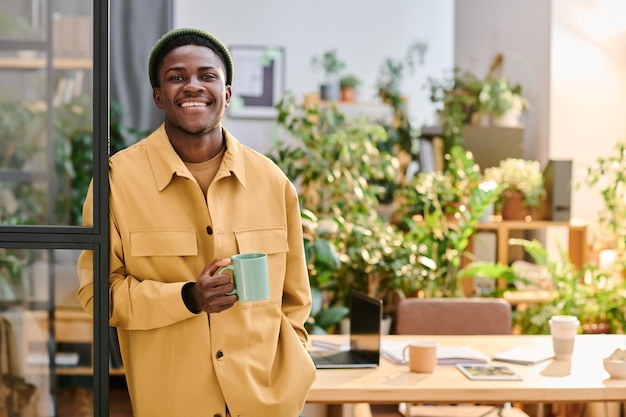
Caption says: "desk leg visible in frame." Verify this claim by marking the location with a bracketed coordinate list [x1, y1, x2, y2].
[568, 225, 587, 270]
[326, 403, 372, 417]
[496, 229, 510, 290]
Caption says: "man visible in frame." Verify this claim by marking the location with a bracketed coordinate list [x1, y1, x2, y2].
[77, 27, 316, 417]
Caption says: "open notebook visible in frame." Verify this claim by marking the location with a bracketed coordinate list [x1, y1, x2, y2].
[381, 341, 489, 365]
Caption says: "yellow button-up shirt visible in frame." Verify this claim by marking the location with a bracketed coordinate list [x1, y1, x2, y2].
[77, 125, 316, 417]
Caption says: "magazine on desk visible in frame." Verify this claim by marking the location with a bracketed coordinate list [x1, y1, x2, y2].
[381, 341, 489, 365]
[456, 363, 523, 381]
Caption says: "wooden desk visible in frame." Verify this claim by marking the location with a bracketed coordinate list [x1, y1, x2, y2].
[474, 221, 588, 270]
[307, 334, 626, 406]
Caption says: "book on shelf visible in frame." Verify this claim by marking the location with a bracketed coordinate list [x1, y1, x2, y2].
[492, 346, 554, 365]
[381, 341, 489, 365]
[27, 351, 80, 367]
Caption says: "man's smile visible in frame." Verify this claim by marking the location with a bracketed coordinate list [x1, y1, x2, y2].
[181, 101, 208, 108]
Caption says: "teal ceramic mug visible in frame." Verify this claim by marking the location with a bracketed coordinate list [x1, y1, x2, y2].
[218, 253, 270, 302]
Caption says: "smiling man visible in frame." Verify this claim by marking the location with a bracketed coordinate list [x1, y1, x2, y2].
[76, 28, 316, 417]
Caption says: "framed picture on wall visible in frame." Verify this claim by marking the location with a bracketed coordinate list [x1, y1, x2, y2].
[228, 45, 285, 119]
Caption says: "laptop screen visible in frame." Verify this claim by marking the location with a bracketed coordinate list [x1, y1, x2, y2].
[349, 291, 382, 357]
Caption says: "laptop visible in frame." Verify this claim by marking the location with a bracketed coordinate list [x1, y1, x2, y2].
[309, 291, 382, 369]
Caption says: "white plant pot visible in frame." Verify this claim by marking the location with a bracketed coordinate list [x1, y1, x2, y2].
[491, 96, 524, 127]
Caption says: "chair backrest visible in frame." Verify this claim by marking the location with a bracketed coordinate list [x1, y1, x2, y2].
[395, 298, 512, 335]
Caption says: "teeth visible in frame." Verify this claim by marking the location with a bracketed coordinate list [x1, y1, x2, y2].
[181, 102, 207, 108]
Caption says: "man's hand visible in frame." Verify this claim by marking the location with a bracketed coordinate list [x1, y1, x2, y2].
[189, 258, 237, 313]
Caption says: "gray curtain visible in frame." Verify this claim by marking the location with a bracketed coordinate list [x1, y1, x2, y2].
[110, 0, 172, 141]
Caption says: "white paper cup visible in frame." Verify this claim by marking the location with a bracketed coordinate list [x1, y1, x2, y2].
[549, 315, 579, 359]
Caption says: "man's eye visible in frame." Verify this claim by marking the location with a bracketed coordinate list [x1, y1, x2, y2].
[202, 73, 216, 81]
[170, 75, 183, 81]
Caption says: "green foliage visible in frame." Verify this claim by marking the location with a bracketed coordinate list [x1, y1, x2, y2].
[580, 142, 626, 251]
[427, 68, 484, 155]
[397, 146, 502, 297]
[479, 238, 626, 335]
[0, 11, 37, 39]
[311, 49, 346, 80]
[271, 91, 426, 324]
[376, 40, 427, 155]
[54, 98, 146, 225]
[483, 158, 546, 209]
[478, 77, 525, 118]
[0, 205, 37, 304]
[0, 101, 45, 169]
[272, 92, 395, 219]
[302, 209, 349, 334]
[339, 74, 361, 89]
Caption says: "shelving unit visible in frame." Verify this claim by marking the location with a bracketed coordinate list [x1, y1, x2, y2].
[23, 309, 124, 377]
[0, 56, 91, 70]
[474, 220, 587, 269]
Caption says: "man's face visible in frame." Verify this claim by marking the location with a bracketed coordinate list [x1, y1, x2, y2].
[153, 44, 232, 136]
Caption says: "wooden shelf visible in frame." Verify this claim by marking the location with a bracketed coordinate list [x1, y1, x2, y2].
[0, 57, 92, 70]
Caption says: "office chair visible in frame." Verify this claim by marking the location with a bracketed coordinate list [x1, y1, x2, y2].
[394, 297, 529, 417]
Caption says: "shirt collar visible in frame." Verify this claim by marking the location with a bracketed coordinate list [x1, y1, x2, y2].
[147, 124, 247, 192]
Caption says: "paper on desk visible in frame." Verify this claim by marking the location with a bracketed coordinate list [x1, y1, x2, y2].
[311, 340, 350, 351]
[492, 346, 554, 365]
[381, 340, 489, 365]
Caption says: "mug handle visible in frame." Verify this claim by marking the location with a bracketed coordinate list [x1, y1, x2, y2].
[402, 345, 410, 364]
[217, 265, 237, 296]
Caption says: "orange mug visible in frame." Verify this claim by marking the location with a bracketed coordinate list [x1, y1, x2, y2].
[403, 341, 438, 373]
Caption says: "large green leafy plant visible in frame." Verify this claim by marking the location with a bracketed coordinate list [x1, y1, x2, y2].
[396, 146, 502, 297]
[270, 92, 422, 328]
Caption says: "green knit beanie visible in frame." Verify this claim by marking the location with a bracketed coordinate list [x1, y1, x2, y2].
[148, 27, 233, 88]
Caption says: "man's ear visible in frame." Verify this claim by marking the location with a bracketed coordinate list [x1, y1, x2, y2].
[153, 87, 164, 109]
[224, 85, 232, 108]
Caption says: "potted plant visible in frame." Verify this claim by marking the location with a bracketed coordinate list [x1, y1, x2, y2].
[478, 76, 526, 127]
[339, 74, 361, 103]
[311, 49, 346, 101]
[477, 53, 528, 127]
[483, 158, 545, 220]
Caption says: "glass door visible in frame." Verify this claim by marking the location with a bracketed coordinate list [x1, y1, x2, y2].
[0, 0, 110, 415]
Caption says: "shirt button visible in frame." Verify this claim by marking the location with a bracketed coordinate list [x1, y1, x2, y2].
[216, 350, 224, 359]
[206, 226, 213, 235]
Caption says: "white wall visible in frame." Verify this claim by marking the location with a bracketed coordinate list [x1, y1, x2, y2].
[173, 0, 455, 153]
[455, 0, 626, 246]
[174, 0, 626, 241]
[454, 0, 551, 165]
[551, 0, 626, 232]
